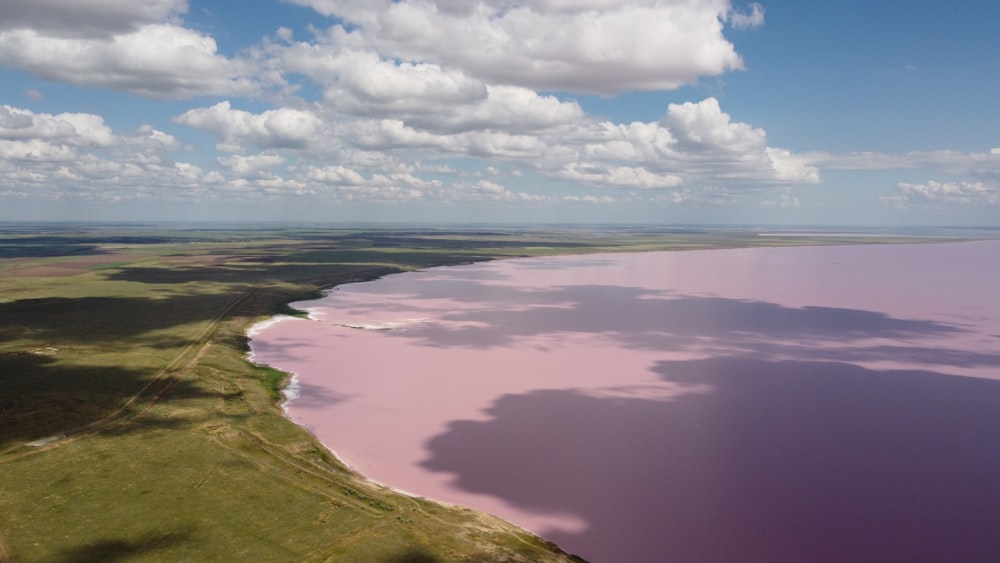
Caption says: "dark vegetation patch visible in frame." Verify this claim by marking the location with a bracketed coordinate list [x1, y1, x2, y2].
[0, 243, 106, 259]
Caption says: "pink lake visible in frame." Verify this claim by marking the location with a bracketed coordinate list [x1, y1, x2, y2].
[249, 241, 1000, 562]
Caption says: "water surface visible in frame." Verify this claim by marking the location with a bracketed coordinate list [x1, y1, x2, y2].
[250, 241, 1000, 562]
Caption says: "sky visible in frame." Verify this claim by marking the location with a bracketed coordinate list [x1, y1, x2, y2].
[0, 0, 998, 225]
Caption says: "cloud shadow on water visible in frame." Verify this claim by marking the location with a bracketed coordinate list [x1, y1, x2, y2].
[419, 357, 1000, 562]
[285, 381, 354, 410]
[393, 285, 964, 355]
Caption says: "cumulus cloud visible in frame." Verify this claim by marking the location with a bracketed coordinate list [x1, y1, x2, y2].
[342, 117, 555, 159]
[0, 0, 817, 211]
[0, 0, 188, 38]
[553, 98, 819, 188]
[0, 104, 212, 202]
[425, 85, 584, 133]
[174, 102, 326, 151]
[0, 105, 115, 147]
[277, 43, 586, 132]
[219, 154, 286, 177]
[0, 24, 253, 99]
[665, 97, 767, 154]
[0, 0, 258, 99]
[729, 3, 765, 29]
[0, 139, 77, 162]
[289, 0, 745, 94]
[173, 95, 818, 194]
[0, 105, 119, 163]
[558, 163, 684, 189]
[305, 165, 367, 185]
[289, 49, 488, 111]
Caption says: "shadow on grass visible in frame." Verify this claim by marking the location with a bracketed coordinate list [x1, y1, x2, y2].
[52, 528, 196, 562]
[0, 293, 247, 346]
[379, 549, 442, 563]
[104, 262, 405, 286]
[0, 352, 220, 447]
[0, 243, 107, 259]
[0, 256, 414, 448]
[420, 357, 1000, 563]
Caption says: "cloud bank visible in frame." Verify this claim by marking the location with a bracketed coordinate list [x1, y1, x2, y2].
[2, 0, 992, 220]
[288, 0, 748, 94]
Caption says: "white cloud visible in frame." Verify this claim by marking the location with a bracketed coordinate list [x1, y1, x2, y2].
[219, 154, 286, 177]
[0, 0, 259, 100]
[760, 193, 800, 208]
[665, 97, 765, 153]
[0, 105, 115, 148]
[344, 118, 555, 159]
[173, 162, 202, 183]
[0, 24, 253, 99]
[0, 0, 188, 37]
[0, 105, 120, 164]
[0, 139, 77, 162]
[297, 49, 489, 111]
[0, 104, 214, 201]
[175, 102, 326, 151]
[564, 194, 618, 204]
[305, 165, 366, 185]
[278, 44, 585, 132]
[427, 85, 583, 133]
[558, 163, 684, 189]
[554, 98, 818, 188]
[291, 0, 744, 94]
[446, 179, 549, 203]
[476, 179, 506, 194]
[300, 165, 444, 197]
[131, 125, 180, 152]
[766, 148, 821, 183]
[729, 3, 765, 29]
[0, 0, 826, 214]
[173, 95, 818, 195]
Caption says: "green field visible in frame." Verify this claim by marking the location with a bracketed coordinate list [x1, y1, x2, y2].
[0, 224, 968, 562]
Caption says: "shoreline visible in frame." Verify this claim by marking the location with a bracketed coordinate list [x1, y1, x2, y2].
[242, 276, 580, 547]
[246, 327, 514, 516]
[245, 312, 457, 497]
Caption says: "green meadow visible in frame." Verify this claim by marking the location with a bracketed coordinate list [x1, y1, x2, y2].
[0, 225, 952, 562]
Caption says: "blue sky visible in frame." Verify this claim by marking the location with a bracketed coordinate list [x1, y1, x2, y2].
[0, 0, 997, 225]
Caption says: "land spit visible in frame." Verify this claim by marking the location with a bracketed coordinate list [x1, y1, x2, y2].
[250, 241, 1000, 562]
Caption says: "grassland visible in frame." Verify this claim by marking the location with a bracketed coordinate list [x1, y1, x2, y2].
[0, 224, 973, 562]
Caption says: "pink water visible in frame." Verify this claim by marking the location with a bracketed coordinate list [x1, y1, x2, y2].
[249, 241, 1000, 562]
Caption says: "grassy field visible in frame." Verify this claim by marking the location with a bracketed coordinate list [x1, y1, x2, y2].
[0, 224, 970, 562]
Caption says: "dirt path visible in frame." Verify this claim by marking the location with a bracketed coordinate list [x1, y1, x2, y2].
[0, 533, 12, 563]
[0, 288, 256, 460]
[94, 287, 256, 423]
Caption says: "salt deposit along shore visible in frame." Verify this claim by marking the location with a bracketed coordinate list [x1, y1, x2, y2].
[249, 241, 1000, 563]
